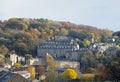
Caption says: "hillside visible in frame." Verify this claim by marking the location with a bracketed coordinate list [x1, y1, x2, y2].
[0, 18, 113, 56]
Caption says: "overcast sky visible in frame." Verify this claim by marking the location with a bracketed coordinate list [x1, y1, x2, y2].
[0, 0, 120, 32]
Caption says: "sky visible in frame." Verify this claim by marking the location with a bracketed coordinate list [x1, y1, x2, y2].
[0, 0, 120, 32]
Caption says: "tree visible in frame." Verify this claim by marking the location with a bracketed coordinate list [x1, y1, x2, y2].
[37, 65, 45, 75]
[49, 30, 54, 40]
[115, 45, 120, 50]
[80, 50, 96, 72]
[82, 74, 94, 81]
[94, 64, 107, 80]
[46, 69, 56, 82]
[84, 40, 91, 47]
[25, 54, 32, 59]
[63, 68, 78, 80]
[61, 28, 68, 36]
[14, 63, 22, 68]
[107, 50, 120, 80]
[79, 42, 86, 48]
[0, 45, 8, 55]
[91, 33, 100, 42]
[27, 65, 36, 80]
[101, 35, 108, 43]
[45, 53, 55, 69]
[41, 29, 47, 40]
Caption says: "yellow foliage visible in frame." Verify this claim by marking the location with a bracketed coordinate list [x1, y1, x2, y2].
[91, 33, 95, 39]
[91, 33, 100, 42]
[42, 31, 47, 40]
[96, 54, 100, 59]
[115, 45, 120, 50]
[63, 69, 78, 80]
[14, 63, 21, 68]
[61, 28, 68, 36]
[27, 65, 36, 80]
[45, 54, 55, 68]
[83, 74, 94, 81]
[85, 40, 91, 47]
[22, 23, 28, 31]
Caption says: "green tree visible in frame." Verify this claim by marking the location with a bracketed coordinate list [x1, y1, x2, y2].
[25, 54, 32, 59]
[101, 35, 108, 43]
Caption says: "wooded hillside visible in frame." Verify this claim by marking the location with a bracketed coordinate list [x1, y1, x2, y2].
[0, 18, 113, 56]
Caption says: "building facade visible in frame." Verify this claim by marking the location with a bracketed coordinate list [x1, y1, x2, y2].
[37, 39, 79, 59]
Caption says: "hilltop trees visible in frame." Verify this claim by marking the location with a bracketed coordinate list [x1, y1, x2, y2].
[0, 18, 113, 57]
[0, 45, 8, 55]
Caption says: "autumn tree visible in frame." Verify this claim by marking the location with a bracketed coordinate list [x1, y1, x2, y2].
[37, 65, 45, 75]
[27, 65, 36, 80]
[61, 28, 68, 36]
[49, 30, 54, 40]
[94, 63, 110, 81]
[0, 45, 8, 55]
[115, 45, 120, 50]
[45, 53, 55, 69]
[41, 29, 47, 40]
[84, 40, 91, 47]
[63, 68, 78, 80]
[5, 18, 28, 31]
[91, 33, 100, 42]
[82, 74, 94, 81]
[46, 69, 56, 82]
[14, 63, 22, 68]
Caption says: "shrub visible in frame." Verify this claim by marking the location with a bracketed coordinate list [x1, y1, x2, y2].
[63, 68, 78, 80]
[14, 63, 22, 68]
[82, 74, 94, 81]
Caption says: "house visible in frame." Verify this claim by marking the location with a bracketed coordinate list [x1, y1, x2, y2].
[5, 53, 25, 66]
[3, 63, 11, 69]
[0, 71, 29, 82]
[55, 60, 80, 69]
[90, 43, 116, 54]
[13, 71, 30, 79]
[26, 58, 40, 65]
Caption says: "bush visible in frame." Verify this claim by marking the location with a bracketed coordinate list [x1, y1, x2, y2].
[14, 63, 22, 68]
[63, 68, 78, 80]
[82, 74, 94, 81]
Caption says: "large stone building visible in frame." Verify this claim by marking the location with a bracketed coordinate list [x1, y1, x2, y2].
[37, 38, 81, 69]
[37, 39, 79, 59]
